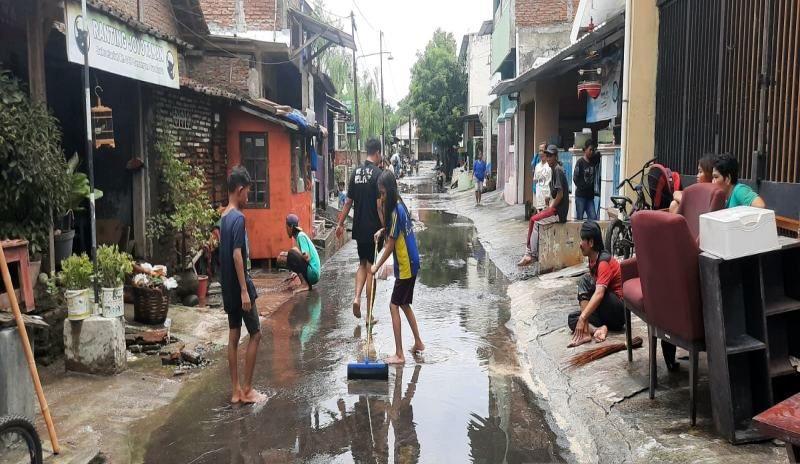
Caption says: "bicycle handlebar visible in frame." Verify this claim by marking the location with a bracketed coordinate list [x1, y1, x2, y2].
[616, 157, 658, 190]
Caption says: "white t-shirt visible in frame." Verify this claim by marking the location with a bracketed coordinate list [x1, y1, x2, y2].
[534, 161, 552, 209]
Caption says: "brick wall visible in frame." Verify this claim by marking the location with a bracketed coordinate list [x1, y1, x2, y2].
[200, 0, 278, 32]
[149, 87, 228, 205]
[95, 0, 180, 39]
[186, 55, 251, 96]
[516, 0, 581, 27]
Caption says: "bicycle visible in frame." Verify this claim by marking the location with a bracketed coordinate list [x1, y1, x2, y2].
[0, 414, 43, 464]
[605, 158, 657, 260]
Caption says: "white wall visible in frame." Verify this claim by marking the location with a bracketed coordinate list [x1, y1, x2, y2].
[467, 33, 492, 116]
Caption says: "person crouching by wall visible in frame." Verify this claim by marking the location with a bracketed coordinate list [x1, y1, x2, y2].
[278, 214, 321, 293]
[567, 221, 626, 347]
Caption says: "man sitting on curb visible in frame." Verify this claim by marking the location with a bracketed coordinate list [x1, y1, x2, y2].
[568, 221, 626, 347]
[518, 144, 568, 268]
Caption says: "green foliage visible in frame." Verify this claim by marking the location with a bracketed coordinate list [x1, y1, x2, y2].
[59, 253, 93, 290]
[408, 30, 467, 150]
[148, 134, 217, 266]
[0, 70, 70, 256]
[96, 244, 133, 288]
[66, 153, 103, 213]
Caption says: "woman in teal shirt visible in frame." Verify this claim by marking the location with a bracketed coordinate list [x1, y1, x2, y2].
[712, 154, 766, 209]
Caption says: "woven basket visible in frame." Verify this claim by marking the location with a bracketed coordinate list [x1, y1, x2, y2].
[132, 286, 169, 325]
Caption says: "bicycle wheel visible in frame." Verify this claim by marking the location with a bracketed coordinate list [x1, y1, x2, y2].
[0, 415, 43, 464]
[605, 219, 633, 260]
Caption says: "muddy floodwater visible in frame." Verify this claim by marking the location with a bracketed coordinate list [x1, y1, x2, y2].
[138, 173, 566, 463]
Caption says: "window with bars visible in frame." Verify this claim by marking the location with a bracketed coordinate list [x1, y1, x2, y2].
[240, 133, 269, 208]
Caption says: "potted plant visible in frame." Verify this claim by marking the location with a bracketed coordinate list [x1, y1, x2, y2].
[96, 244, 133, 318]
[59, 253, 94, 321]
[0, 70, 69, 274]
[55, 154, 103, 267]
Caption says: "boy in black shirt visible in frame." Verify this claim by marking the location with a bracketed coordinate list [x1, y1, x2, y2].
[573, 139, 599, 220]
[219, 166, 265, 404]
[336, 139, 383, 321]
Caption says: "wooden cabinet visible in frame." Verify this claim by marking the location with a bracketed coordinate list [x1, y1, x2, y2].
[700, 239, 800, 444]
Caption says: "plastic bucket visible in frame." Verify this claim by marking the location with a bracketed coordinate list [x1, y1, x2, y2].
[101, 286, 124, 318]
[65, 288, 91, 321]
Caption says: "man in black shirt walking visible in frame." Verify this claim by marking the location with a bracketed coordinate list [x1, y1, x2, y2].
[337, 139, 383, 321]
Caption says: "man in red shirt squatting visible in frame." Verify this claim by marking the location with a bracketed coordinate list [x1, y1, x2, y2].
[568, 221, 626, 347]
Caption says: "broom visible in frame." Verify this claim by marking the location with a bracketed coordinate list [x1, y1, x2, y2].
[566, 336, 643, 369]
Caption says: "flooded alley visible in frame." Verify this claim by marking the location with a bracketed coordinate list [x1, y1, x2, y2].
[136, 172, 566, 463]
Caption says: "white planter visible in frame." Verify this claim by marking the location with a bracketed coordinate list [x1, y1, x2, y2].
[65, 288, 91, 321]
[101, 286, 124, 318]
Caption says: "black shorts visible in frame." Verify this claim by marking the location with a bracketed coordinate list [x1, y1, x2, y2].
[286, 249, 310, 280]
[357, 240, 377, 263]
[391, 276, 417, 306]
[226, 301, 261, 335]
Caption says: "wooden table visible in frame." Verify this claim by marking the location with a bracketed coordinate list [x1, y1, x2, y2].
[1, 239, 35, 311]
[754, 393, 800, 461]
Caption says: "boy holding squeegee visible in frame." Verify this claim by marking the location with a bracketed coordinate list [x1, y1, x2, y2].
[371, 170, 424, 365]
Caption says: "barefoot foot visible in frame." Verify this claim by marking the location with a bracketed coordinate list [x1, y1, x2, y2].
[352, 301, 361, 319]
[385, 354, 405, 365]
[240, 388, 267, 404]
[517, 255, 534, 267]
[230, 389, 242, 404]
[411, 342, 425, 353]
[593, 326, 609, 343]
[568, 334, 593, 348]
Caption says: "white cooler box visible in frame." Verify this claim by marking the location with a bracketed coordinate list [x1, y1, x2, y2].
[699, 206, 780, 260]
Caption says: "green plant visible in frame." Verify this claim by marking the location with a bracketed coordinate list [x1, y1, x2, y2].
[148, 134, 217, 267]
[0, 69, 70, 256]
[66, 153, 103, 214]
[59, 253, 93, 290]
[96, 244, 133, 288]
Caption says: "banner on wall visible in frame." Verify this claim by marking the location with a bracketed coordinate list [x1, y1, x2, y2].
[65, 1, 179, 89]
[586, 54, 621, 123]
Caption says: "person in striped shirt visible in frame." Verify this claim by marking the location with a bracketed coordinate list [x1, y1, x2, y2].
[371, 170, 425, 364]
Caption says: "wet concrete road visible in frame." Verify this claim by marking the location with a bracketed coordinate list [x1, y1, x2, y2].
[139, 171, 566, 463]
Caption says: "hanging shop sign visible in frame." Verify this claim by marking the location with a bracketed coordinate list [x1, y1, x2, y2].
[586, 54, 621, 124]
[65, 2, 179, 89]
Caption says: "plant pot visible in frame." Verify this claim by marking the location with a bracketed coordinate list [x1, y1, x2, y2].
[28, 260, 42, 285]
[65, 288, 91, 321]
[101, 286, 124, 318]
[54, 229, 75, 268]
[196, 275, 209, 307]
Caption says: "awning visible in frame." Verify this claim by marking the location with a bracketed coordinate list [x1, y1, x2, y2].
[238, 104, 300, 132]
[288, 8, 357, 51]
[327, 96, 351, 118]
[491, 12, 625, 96]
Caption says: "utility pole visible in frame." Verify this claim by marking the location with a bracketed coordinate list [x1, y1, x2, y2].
[351, 12, 361, 163]
[379, 30, 386, 156]
[408, 112, 413, 159]
[80, 0, 98, 302]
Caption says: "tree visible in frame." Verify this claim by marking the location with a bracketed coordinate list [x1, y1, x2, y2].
[408, 30, 467, 152]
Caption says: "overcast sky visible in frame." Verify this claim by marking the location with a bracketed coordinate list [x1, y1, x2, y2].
[321, 0, 492, 106]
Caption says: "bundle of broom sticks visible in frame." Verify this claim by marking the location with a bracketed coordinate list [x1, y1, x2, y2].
[567, 336, 644, 369]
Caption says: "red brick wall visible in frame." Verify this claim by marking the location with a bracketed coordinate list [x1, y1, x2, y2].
[95, 0, 180, 39]
[186, 55, 252, 96]
[200, 0, 279, 31]
[515, 0, 581, 27]
[243, 0, 276, 30]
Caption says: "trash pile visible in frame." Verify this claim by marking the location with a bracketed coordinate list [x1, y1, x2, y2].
[159, 343, 211, 376]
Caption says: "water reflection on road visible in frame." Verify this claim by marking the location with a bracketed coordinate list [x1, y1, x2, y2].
[139, 170, 565, 463]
